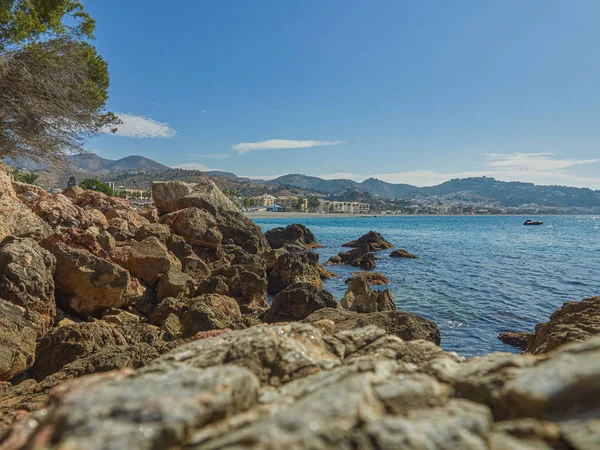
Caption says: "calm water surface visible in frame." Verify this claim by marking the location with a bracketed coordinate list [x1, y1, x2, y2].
[254, 216, 600, 356]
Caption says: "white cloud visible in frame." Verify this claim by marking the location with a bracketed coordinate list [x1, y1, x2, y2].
[232, 139, 343, 154]
[172, 163, 215, 171]
[316, 153, 600, 189]
[105, 113, 176, 139]
[187, 153, 230, 160]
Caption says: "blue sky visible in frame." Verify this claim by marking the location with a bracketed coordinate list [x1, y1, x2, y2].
[85, 0, 600, 188]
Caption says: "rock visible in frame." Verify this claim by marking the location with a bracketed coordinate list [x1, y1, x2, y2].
[134, 222, 171, 243]
[42, 237, 133, 316]
[328, 243, 377, 269]
[101, 309, 141, 325]
[498, 332, 530, 350]
[107, 217, 135, 241]
[180, 294, 243, 337]
[263, 282, 340, 322]
[0, 299, 37, 381]
[265, 223, 322, 250]
[0, 164, 52, 241]
[149, 297, 186, 326]
[151, 180, 194, 215]
[137, 207, 159, 223]
[195, 276, 230, 296]
[345, 271, 390, 285]
[126, 236, 181, 286]
[156, 268, 194, 301]
[161, 313, 182, 340]
[0, 237, 56, 334]
[390, 248, 419, 259]
[267, 251, 324, 295]
[104, 209, 150, 234]
[161, 207, 222, 248]
[213, 264, 267, 312]
[341, 276, 396, 313]
[304, 308, 441, 344]
[182, 255, 211, 280]
[342, 231, 394, 251]
[96, 230, 116, 252]
[526, 296, 600, 354]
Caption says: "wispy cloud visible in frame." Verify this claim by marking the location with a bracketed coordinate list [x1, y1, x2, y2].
[316, 153, 600, 189]
[172, 162, 215, 171]
[201, 110, 208, 114]
[187, 153, 230, 160]
[232, 139, 343, 154]
[105, 113, 176, 139]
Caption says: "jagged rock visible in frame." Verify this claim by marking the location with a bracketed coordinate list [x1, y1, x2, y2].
[161, 207, 222, 248]
[182, 255, 211, 280]
[328, 243, 377, 269]
[149, 297, 186, 326]
[152, 179, 269, 254]
[267, 251, 324, 295]
[165, 233, 195, 261]
[42, 237, 133, 315]
[390, 249, 419, 259]
[104, 209, 150, 234]
[195, 276, 230, 296]
[498, 332, 530, 350]
[0, 237, 56, 334]
[101, 309, 141, 325]
[345, 271, 390, 285]
[97, 230, 116, 252]
[342, 231, 394, 251]
[213, 264, 267, 312]
[126, 236, 181, 286]
[0, 300, 37, 381]
[137, 207, 159, 223]
[107, 217, 135, 241]
[161, 313, 182, 340]
[342, 276, 396, 313]
[304, 308, 441, 344]
[0, 164, 52, 241]
[263, 282, 340, 322]
[526, 296, 600, 354]
[265, 223, 322, 250]
[134, 222, 171, 243]
[156, 268, 194, 301]
[181, 294, 243, 337]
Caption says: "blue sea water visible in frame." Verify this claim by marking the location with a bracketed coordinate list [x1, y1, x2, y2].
[254, 216, 600, 356]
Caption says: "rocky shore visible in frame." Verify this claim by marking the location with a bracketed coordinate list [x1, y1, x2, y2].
[0, 164, 599, 449]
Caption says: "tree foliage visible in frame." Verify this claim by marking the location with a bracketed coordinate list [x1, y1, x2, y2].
[79, 178, 114, 196]
[20, 171, 38, 184]
[0, 0, 118, 165]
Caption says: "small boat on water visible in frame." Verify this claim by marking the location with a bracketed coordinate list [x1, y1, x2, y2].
[524, 220, 543, 226]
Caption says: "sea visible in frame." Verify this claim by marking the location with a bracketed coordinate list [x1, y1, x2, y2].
[253, 215, 600, 357]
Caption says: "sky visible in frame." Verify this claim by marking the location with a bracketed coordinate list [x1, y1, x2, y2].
[84, 0, 600, 188]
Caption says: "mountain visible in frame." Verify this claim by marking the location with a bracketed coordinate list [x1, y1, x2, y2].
[67, 154, 169, 174]
[269, 174, 361, 195]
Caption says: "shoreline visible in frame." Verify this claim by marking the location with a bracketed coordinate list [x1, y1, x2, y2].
[244, 212, 593, 219]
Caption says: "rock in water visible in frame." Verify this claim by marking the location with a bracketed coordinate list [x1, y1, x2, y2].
[342, 231, 394, 251]
[265, 223, 322, 251]
[390, 249, 419, 259]
[328, 243, 377, 270]
[498, 332, 530, 350]
[263, 282, 340, 322]
[267, 251, 324, 295]
[342, 276, 396, 313]
[345, 272, 390, 285]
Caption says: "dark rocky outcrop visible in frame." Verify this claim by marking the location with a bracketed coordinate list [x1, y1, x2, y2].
[328, 243, 377, 270]
[342, 231, 393, 251]
[342, 276, 396, 313]
[263, 282, 340, 322]
[180, 294, 243, 337]
[265, 223, 322, 251]
[498, 332, 530, 350]
[267, 251, 324, 295]
[390, 248, 419, 259]
[345, 271, 390, 286]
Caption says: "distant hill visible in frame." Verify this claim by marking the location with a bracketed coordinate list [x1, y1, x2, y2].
[66, 154, 169, 174]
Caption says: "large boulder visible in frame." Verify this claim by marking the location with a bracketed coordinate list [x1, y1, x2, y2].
[161, 207, 222, 248]
[342, 231, 393, 251]
[180, 294, 243, 337]
[0, 237, 56, 334]
[263, 282, 340, 322]
[341, 276, 396, 313]
[126, 236, 181, 286]
[267, 251, 324, 295]
[526, 296, 600, 354]
[0, 299, 37, 381]
[42, 237, 133, 315]
[265, 223, 322, 251]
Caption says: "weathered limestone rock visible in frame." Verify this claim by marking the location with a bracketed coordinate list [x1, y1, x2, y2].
[390, 248, 419, 259]
[342, 276, 396, 313]
[345, 271, 390, 286]
[304, 308, 441, 345]
[342, 231, 394, 251]
[42, 238, 132, 315]
[0, 237, 56, 334]
[161, 207, 222, 248]
[0, 299, 37, 381]
[126, 236, 181, 286]
[181, 294, 243, 337]
[267, 251, 324, 295]
[156, 268, 194, 301]
[265, 223, 322, 251]
[263, 282, 340, 322]
[526, 296, 600, 354]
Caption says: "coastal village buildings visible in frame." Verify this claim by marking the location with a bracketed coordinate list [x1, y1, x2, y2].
[319, 200, 370, 214]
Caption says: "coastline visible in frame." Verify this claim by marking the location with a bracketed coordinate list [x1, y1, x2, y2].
[243, 212, 578, 219]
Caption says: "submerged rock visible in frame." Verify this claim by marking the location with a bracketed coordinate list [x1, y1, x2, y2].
[342, 231, 394, 251]
[390, 249, 419, 259]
